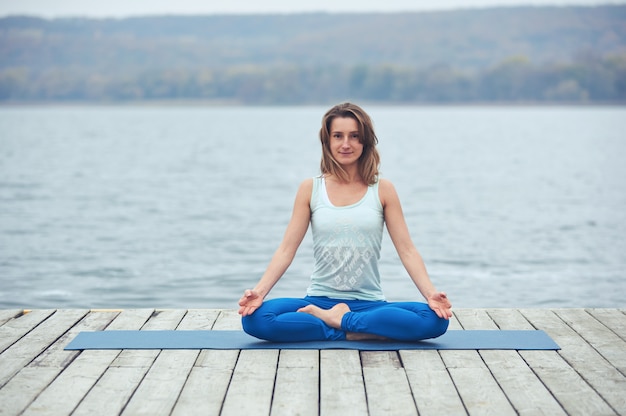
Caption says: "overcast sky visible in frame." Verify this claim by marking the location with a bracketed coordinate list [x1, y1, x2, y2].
[1, 0, 624, 18]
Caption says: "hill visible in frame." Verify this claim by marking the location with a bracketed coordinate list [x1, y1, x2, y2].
[1, 5, 625, 103]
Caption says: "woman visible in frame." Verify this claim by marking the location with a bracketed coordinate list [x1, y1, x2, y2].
[238, 102, 451, 342]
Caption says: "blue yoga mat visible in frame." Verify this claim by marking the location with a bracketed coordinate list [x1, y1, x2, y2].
[64, 330, 559, 351]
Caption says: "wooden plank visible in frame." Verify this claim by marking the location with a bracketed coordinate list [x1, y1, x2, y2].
[557, 309, 626, 375]
[440, 350, 516, 416]
[319, 350, 368, 415]
[221, 349, 279, 416]
[587, 308, 626, 342]
[0, 309, 22, 326]
[121, 349, 199, 416]
[484, 309, 532, 330]
[441, 310, 516, 416]
[272, 350, 318, 415]
[115, 307, 215, 416]
[448, 312, 463, 330]
[71, 309, 187, 416]
[453, 308, 498, 329]
[457, 309, 566, 415]
[521, 309, 619, 415]
[212, 309, 243, 330]
[21, 309, 154, 416]
[0, 309, 87, 388]
[480, 350, 566, 416]
[0, 311, 118, 416]
[177, 309, 221, 330]
[553, 309, 626, 412]
[31, 310, 120, 368]
[171, 350, 239, 416]
[0, 309, 55, 354]
[446, 309, 515, 416]
[271, 349, 319, 416]
[172, 310, 241, 416]
[489, 309, 616, 416]
[120, 308, 221, 415]
[2, 308, 622, 416]
[361, 351, 418, 416]
[401, 350, 467, 416]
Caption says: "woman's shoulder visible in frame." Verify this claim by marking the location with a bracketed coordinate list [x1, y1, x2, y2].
[294, 177, 315, 200]
[299, 177, 316, 190]
[377, 178, 400, 206]
[377, 177, 396, 192]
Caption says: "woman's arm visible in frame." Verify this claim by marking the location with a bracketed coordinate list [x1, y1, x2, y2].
[238, 179, 313, 316]
[379, 179, 452, 319]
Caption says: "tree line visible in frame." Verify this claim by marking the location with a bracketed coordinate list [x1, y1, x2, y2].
[1, 54, 624, 104]
[1, 7, 625, 104]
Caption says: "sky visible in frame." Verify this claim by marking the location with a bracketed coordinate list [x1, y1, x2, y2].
[0, 0, 624, 18]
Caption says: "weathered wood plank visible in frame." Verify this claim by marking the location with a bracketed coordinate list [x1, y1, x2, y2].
[31, 311, 120, 368]
[171, 350, 239, 416]
[448, 312, 463, 330]
[441, 350, 516, 416]
[521, 309, 620, 415]
[1, 308, 624, 416]
[401, 350, 467, 416]
[212, 309, 243, 330]
[0, 309, 55, 354]
[71, 309, 187, 416]
[482, 350, 567, 416]
[21, 309, 154, 416]
[441, 311, 516, 416]
[484, 308, 533, 330]
[453, 308, 498, 329]
[121, 308, 219, 416]
[121, 349, 199, 416]
[172, 310, 241, 416]
[177, 309, 222, 330]
[0, 309, 22, 326]
[457, 309, 566, 416]
[221, 349, 279, 416]
[587, 308, 626, 342]
[491, 306, 616, 416]
[0, 311, 118, 416]
[271, 350, 319, 416]
[556, 309, 626, 375]
[361, 351, 418, 416]
[0, 309, 87, 388]
[319, 350, 368, 415]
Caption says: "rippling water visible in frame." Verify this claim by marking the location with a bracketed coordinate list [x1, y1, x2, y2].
[1, 105, 625, 309]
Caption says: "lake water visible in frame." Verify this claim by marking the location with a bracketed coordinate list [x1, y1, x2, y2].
[1, 105, 625, 310]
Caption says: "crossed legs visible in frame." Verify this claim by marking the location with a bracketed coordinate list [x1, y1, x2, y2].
[242, 296, 449, 342]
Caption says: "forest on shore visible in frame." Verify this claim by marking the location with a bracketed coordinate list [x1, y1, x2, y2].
[1, 5, 625, 104]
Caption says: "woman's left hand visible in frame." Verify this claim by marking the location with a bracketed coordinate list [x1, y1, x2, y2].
[427, 292, 452, 320]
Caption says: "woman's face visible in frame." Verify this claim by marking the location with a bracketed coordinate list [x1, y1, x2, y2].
[329, 117, 363, 168]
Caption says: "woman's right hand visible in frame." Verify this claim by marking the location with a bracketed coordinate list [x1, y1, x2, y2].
[238, 289, 263, 316]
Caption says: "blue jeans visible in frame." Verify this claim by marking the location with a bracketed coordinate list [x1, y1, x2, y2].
[241, 296, 449, 342]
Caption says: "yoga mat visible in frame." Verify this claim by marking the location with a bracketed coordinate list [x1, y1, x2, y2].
[65, 330, 559, 351]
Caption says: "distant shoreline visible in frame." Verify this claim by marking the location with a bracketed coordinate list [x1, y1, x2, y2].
[1, 100, 625, 108]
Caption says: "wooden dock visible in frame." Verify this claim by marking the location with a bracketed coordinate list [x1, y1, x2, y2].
[0, 308, 624, 415]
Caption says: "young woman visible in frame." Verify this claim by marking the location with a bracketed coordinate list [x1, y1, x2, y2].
[238, 103, 451, 342]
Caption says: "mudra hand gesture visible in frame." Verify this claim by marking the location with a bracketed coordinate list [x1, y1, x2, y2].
[427, 292, 452, 320]
[238, 289, 263, 317]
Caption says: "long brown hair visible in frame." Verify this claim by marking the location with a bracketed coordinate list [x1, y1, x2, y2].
[319, 102, 380, 185]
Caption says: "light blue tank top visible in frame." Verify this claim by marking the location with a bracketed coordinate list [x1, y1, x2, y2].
[307, 176, 385, 301]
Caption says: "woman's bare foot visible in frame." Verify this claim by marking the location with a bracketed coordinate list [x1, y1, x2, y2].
[297, 303, 350, 329]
